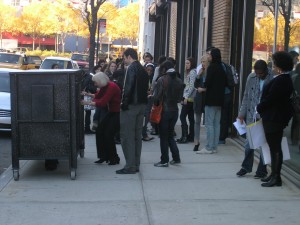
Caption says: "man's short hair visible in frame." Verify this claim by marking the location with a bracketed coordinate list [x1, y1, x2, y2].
[124, 48, 138, 60]
[254, 59, 267, 71]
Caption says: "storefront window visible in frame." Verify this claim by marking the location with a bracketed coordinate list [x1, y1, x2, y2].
[253, 0, 300, 173]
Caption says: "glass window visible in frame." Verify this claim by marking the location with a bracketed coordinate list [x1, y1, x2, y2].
[253, 0, 300, 173]
[0, 74, 10, 93]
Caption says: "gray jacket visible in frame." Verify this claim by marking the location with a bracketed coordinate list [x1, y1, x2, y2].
[238, 70, 273, 125]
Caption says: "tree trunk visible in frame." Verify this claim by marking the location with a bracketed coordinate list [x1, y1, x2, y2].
[284, 23, 290, 51]
[89, 10, 98, 70]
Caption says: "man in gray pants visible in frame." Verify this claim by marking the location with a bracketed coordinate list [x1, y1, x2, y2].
[116, 48, 149, 174]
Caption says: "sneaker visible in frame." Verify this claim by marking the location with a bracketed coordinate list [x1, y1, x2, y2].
[154, 162, 169, 167]
[236, 168, 248, 177]
[196, 148, 213, 154]
[212, 149, 218, 153]
[170, 160, 181, 165]
[254, 173, 267, 179]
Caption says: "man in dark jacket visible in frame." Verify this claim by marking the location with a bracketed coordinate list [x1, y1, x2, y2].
[116, 48, 149, 174]
[196, 48, 226, 154]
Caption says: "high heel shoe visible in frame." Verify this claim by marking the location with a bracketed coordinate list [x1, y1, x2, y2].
[94, 159, 108, 164]
[108, 159, 120, 165]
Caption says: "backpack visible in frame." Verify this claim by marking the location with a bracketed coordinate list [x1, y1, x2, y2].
[221, 63, 239, 87]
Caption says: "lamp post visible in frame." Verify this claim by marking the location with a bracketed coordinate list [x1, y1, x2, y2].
[273, 0, 279, 53]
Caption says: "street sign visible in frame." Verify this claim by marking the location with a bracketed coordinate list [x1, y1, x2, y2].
[99, 19, 106, 33]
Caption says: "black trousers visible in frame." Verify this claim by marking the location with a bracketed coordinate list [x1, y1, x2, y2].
[264, 129, 283, 176]
[95, 112, 120, 161]
[85, 110, 91, 130]
[219, 93, 233, 141]
[179, 102, 194, 135]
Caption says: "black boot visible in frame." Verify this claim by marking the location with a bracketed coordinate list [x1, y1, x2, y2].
[193, 144, 200, 151]
[261, 174, 272, 182]
[177, 125, 188, 143]
[261, 175, 282, 187]
[261, 152, 282, 187]
[187, 123, 194, 142]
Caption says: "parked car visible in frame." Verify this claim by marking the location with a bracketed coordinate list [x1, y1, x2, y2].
[7, 47, 32, 54]
[27, 55, 42, 69]
[71, 53, 89, 69]
[0, 52, 29, 70]
[0, 69, 20, 131]
[40, 57, 79, 69]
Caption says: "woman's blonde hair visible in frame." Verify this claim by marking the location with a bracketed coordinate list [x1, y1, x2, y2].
[92, 72, 109, 87]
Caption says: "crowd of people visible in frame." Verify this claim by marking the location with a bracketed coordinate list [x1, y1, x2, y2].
[78, 47, 296, 187]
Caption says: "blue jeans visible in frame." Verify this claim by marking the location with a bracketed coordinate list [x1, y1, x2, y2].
[159, 111, 180, 163]
[204, 106, 221, 150]
[241, 139, 267, 175]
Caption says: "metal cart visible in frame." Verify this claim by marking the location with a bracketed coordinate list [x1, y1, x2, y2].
[10, 69, 85, 180]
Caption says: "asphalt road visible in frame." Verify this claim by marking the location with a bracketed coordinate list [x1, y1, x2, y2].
[0, 132, 11, 175]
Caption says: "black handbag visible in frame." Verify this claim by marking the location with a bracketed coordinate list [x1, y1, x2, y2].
[290, 90, 300, 114]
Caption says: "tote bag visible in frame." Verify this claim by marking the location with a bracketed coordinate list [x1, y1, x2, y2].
[246, 120, 266, 149]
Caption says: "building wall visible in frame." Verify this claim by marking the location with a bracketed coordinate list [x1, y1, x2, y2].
[138, 0, 156, 60]
[211, 0, 232, 64]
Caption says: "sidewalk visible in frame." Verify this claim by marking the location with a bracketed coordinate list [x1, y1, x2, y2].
[1, 127, 300, 225]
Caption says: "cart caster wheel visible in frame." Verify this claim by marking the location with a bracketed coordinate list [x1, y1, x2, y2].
[70, 169, 76, 180]
[80, 149, 84, 158]
[13, 170, 19, 181]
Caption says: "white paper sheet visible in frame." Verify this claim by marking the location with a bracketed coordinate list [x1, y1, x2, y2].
[233, 119, 247, 135]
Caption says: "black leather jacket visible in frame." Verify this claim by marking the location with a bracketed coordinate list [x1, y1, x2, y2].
[154, 70, 184, 112]
[121, 61, 149, 110]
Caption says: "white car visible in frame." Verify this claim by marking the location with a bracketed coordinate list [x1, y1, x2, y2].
[0, 69, 20, 131]
[40, 56, 79, 69]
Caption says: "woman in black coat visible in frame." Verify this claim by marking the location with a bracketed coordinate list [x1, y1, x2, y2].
[257, 51, 294, 187]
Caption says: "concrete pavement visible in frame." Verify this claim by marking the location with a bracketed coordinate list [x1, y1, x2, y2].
[1, 126, 300, 225]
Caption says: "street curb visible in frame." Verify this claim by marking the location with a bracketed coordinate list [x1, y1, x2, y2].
[0, 165, 13, 191]
[0, 161, 28, 191]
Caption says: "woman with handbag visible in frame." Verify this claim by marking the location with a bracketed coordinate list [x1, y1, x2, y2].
[257, 51, 294, 187]
[82, 72, 121, 165]
[153, 60, 184, 167]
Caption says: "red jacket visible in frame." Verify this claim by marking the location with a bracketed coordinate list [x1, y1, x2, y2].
[93, 81, 121, 112]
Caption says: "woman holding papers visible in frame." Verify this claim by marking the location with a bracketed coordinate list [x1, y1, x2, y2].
[257, 51, 294, 187]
